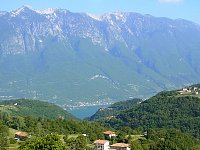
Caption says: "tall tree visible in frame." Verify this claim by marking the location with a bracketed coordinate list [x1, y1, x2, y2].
[0, 121, 9, 150]
[19, 133, 67, 150]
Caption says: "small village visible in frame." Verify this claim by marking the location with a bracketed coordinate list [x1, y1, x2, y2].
[94, 131, 130, 150]
[13, 130, 132, 150]
[178, 86, 200, 96]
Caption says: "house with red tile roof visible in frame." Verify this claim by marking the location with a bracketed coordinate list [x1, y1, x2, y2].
[103, 131, 117, 139]
[15, 131, 28, 140]
[94, 140, 109, 150]
[110, 143, 130, 150]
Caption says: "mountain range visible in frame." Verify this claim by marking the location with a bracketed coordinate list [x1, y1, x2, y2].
[0, 6, 200, 106]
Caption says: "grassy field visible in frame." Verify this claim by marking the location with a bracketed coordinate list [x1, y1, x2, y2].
[9, 144, 19, 150]
[67, 134, 80, 139]
[126, 134, 145, 141]
[8, 128, 19, 150]
[9, 128, 17, 137]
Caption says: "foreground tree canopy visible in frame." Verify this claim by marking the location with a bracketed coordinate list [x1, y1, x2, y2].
[131, 128, 200, 150]
[0, 121, 9, 150]
[19, 134, 67, 150]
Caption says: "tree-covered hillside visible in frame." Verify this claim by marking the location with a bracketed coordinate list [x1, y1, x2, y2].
[1, 90, 200, 149]
[88, 98, 141, 121]
[0, 99, 74, 120]
[103, 90, 200, 138]
[0, 99, 111, 149]
[130, 128, 200, 150]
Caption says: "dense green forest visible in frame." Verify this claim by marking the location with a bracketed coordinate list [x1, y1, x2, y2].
[0, 99, 74, 120]
[0, 99, 111, 149]
[0, 108, 133, 149]
[0, 111, 107, 141]
[19, 134, 68, 150]
[102, 90, 200, 138]
[130, 128, 200, 150]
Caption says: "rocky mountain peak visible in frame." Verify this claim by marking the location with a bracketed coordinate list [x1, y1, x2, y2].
[10, 5, 34, 17]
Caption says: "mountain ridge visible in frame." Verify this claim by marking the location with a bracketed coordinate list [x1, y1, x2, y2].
[0, 6, 200, 105]
[2, 6, 200, 55]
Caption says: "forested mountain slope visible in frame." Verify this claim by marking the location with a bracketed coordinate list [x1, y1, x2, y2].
[88, 98, 141, 121]
[0, 99, 75, 119]
[103, 90, 200, 138]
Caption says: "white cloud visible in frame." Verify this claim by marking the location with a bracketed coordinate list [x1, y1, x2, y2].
[158, 0, 183, 3]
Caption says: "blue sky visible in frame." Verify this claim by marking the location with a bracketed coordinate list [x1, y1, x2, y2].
[1, 0, 200, 24]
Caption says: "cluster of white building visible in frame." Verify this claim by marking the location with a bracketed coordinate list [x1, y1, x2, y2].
[179, 86, 199, 95]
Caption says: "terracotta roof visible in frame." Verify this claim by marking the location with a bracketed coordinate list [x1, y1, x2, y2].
[94, 140, 109, 144]
[110, 143, 129, 148]
[103, 131, 115, 135]
[15, 131, 28, 137]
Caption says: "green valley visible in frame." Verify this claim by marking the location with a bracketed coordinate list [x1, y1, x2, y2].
[1, 85, 200, 149]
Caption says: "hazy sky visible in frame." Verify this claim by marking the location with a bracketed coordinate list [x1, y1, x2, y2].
[1, 0, 200, 24]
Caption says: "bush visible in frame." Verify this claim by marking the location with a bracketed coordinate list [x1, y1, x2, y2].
[9, 138, 17, 144]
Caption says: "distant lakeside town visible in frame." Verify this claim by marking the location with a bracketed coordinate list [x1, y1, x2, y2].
[62, 100, 113, 110]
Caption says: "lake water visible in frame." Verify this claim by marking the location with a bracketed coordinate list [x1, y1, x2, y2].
[68, 105, 110, 119]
